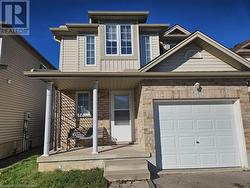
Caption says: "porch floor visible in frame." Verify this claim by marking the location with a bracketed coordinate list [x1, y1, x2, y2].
[37, 145, 151, 171]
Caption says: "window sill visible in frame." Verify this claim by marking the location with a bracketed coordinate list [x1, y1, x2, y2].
[75, 114, 91, 118]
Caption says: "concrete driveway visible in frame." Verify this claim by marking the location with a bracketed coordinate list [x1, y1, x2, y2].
[153, 171, 250, 188]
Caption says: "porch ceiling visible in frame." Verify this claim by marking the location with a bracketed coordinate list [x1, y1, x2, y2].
[48, 77, 141, 90]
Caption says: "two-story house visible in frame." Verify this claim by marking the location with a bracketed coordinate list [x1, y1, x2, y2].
[0, 24, 55, 159]
[25, 11, 250, 180]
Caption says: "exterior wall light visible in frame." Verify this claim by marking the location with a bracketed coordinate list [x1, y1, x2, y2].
[194, 82, 202, 92]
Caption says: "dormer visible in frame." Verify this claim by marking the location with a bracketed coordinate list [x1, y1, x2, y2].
[160, 25, 191, 53]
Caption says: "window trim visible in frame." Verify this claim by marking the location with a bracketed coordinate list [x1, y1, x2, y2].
[104, 24, 133, 56]
[75, 91, 91, 117]
[104, 24, 119, 56]
[85, 35, 97, 66]
[140, 35, 152, 66]
[119, 24, 133, 56]
[0, 38, 2, 64]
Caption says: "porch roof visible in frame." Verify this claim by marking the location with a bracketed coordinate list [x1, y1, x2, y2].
[24, 71, 250, 90]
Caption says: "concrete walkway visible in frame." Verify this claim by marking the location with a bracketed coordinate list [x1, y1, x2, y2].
[153, 171, 250, 188]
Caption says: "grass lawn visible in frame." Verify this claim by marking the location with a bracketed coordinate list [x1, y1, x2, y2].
[0, 154, 105, 188]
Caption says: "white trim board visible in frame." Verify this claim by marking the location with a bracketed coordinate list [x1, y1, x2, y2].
[0, 37, 3, 64]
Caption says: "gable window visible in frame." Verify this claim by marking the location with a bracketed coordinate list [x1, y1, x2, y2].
[120, 25, 132, 54]
[85, 35, 96, 65]
[140, 35, 151, 66]
[106, 25, 118, 55]
[76, 92, 90, 117]
[105, 25, 133, 55]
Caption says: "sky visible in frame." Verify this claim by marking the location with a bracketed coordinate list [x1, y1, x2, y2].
[22, 0, 250, 68]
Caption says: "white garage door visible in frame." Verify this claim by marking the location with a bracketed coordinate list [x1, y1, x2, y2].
[155, 100, 241, 169]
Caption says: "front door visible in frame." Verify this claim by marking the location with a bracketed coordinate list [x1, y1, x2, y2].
[111, 90, 133, 143]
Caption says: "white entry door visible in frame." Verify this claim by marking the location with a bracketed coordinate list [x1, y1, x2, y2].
[111, 91, 133, 142]
[155, 100, 241, 169]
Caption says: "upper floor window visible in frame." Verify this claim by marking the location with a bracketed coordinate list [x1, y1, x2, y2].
[120, 25, 132, 54]
[85, 35, 96, 65]
[105, 24, 133, 55]
[106, 25, 118, 55]
[140, 35, 151, 66]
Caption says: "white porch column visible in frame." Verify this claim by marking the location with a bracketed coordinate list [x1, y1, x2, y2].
[43, 82, 53, 156]
[92, 81, 98, 154]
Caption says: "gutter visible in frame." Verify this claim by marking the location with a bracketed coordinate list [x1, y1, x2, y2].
[24, 71, 250, 79]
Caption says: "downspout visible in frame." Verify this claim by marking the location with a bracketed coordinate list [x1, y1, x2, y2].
[0, 37, 8, 70]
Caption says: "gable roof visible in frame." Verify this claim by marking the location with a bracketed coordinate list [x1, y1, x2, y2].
[232, 40, 250, 52]
[163, 24, 191, 36]
[139, 31, 250, 72]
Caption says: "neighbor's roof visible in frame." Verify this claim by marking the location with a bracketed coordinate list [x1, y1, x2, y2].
[88, 11, 149, 23]
[232, 40, 250, 52]
[0, 23, 55, 69]
[140, 31, 250, 72]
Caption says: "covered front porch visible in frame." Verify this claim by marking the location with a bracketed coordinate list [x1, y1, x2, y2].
[37, 144, 150, 171]
[35, 73, 149, 172]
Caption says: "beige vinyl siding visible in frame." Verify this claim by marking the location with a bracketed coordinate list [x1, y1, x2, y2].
[150, 43, 238, 72]
[60, 24, 141, 72]
[150, 35, 160, 59]
[78, 35, 101, 72]
[99, 24, 140, 72]
[0, 35, 46, 159]
[100, 59, 139, 72]
[61, 36, 78, 72]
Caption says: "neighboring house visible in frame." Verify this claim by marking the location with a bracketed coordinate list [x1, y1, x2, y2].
[0, 26, 55, 159]
[25, 11, 250, 178]
[232, 40, 250, 61]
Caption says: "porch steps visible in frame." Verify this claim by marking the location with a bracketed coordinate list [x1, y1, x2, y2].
[104, 158, 151, 182]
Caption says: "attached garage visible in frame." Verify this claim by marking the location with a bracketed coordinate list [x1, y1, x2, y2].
[154, 100, 248, 170]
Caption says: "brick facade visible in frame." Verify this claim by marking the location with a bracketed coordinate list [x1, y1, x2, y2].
[56, 79, 250, 154]
[59, 89, 110, 149]
[134, 79, 250, 153]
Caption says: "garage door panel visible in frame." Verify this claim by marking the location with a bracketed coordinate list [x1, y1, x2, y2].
[219, 152, 239, 165]
[215, 119, 233, 130]
[180, 153, 199, 167]
[178, 120, 194, 130]
[197, 120, 214, 130]
[174, 105, 192, 113]
[197, 136, 215, 147]
[216, 135, 235, 147]
[155, 101, 241, 170]
[179, 136, 196, 147]
[200, 153, 218, 166]
[193, 105, 212, 114]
